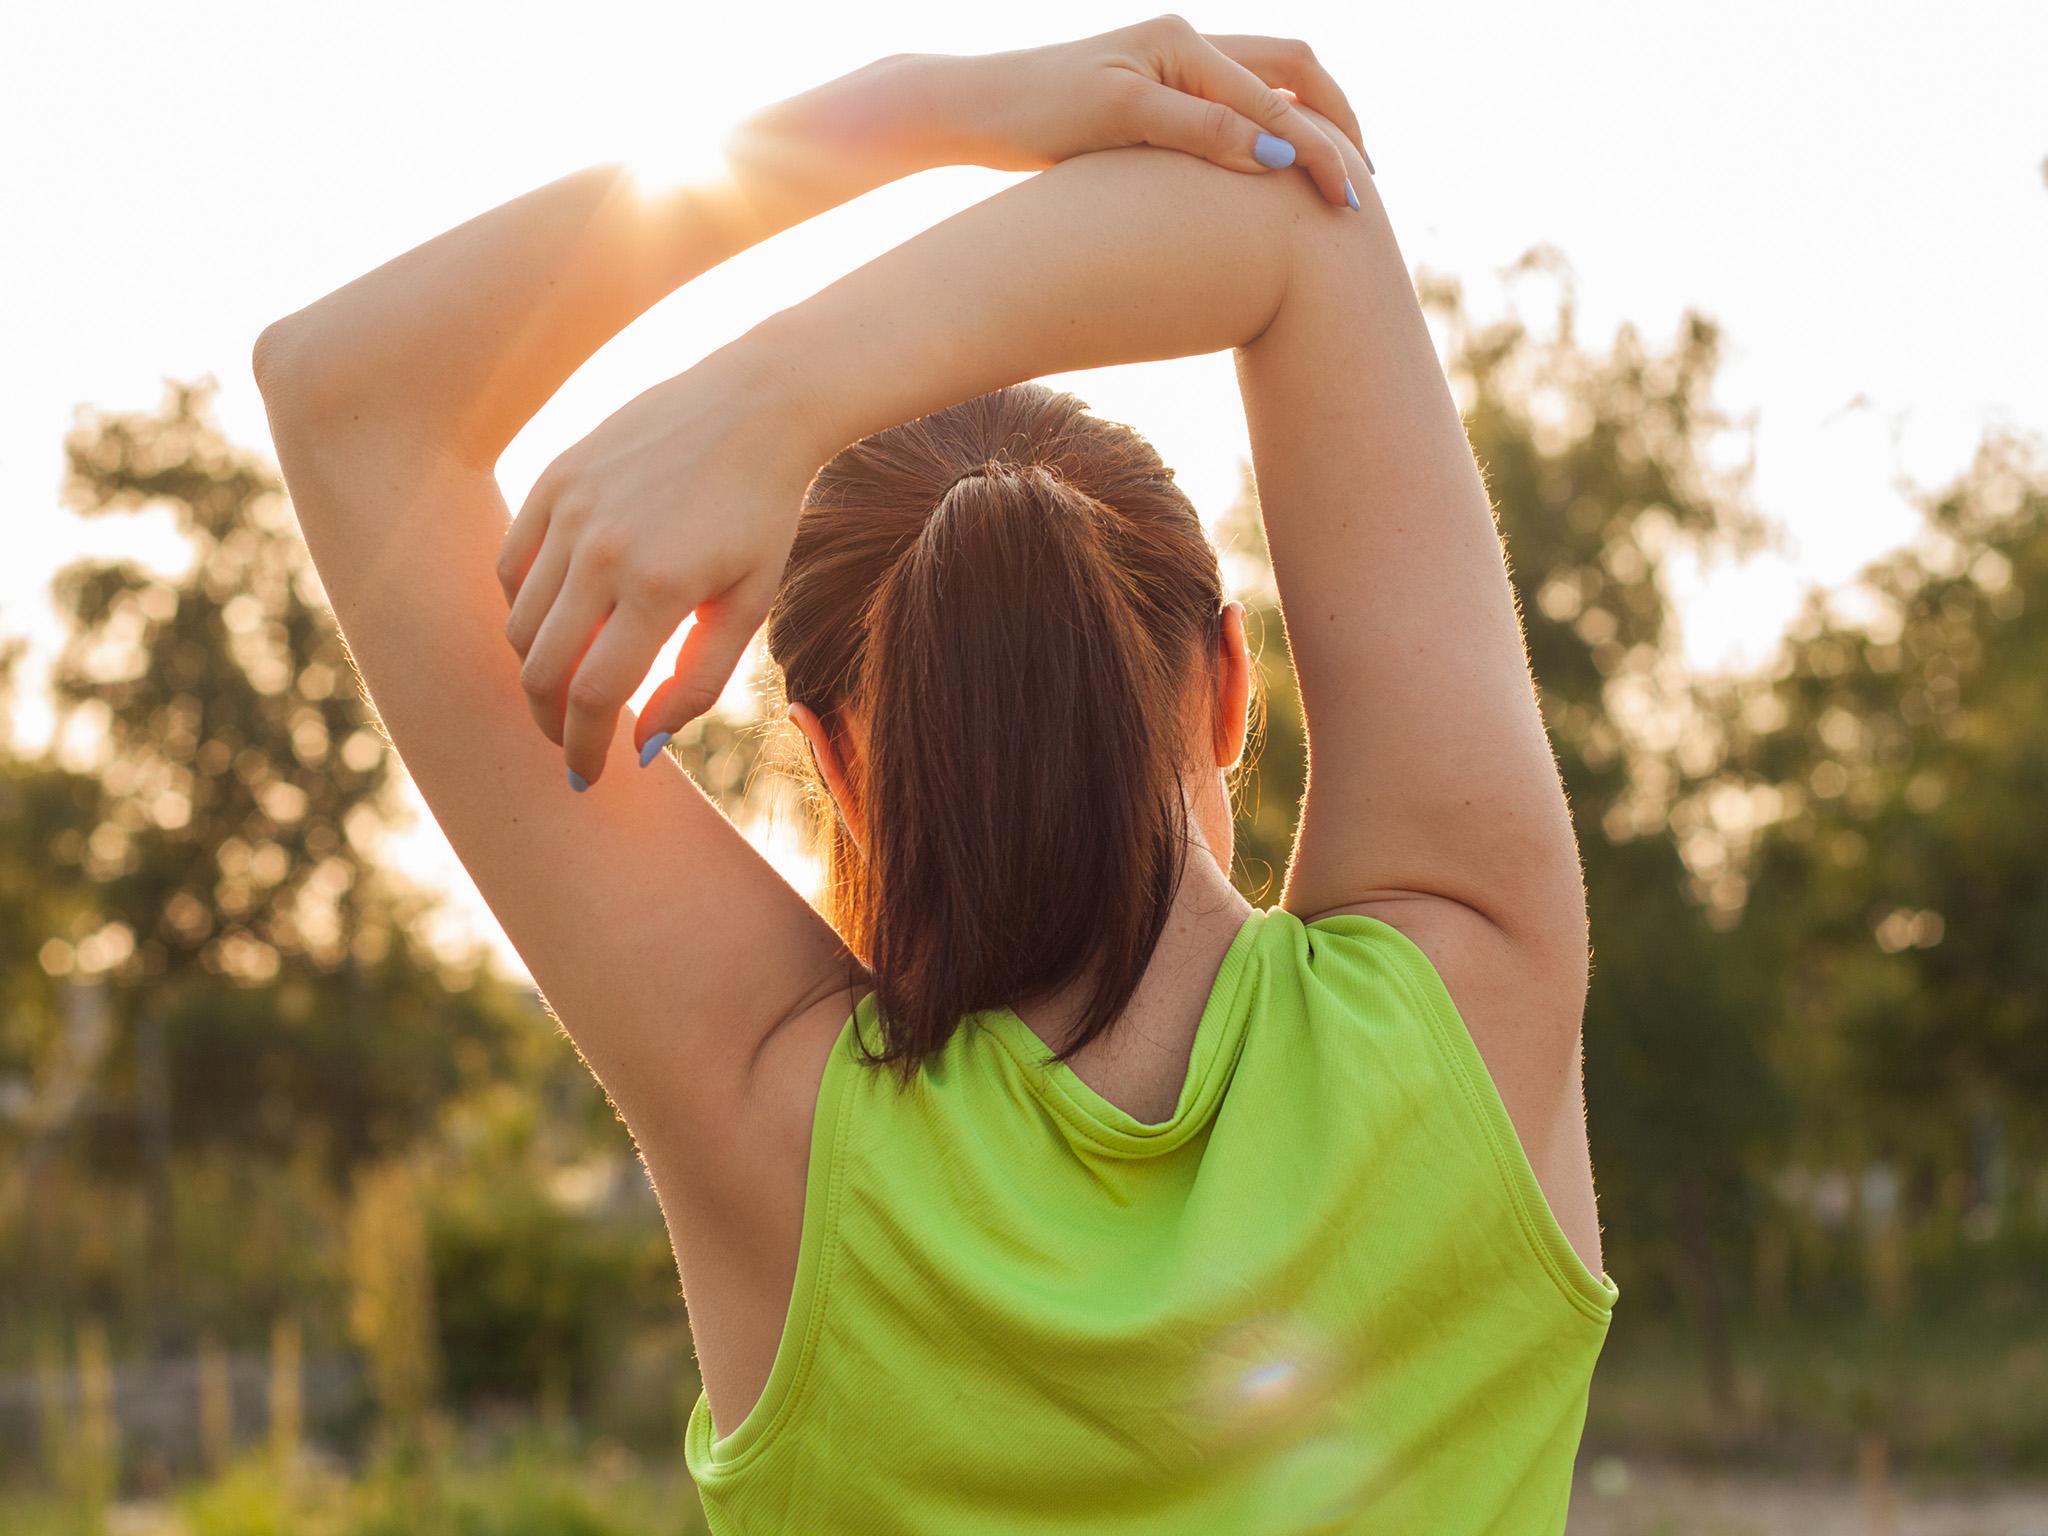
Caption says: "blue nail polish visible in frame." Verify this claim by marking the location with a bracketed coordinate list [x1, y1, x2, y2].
[1253, 133, 1296, 170]
[1345, 178, 1360, 211]
[638, 730, 673, 768]
[568, 769, 589, 793]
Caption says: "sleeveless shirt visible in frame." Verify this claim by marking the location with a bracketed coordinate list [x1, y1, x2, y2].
[685, 906, 1617, 1533]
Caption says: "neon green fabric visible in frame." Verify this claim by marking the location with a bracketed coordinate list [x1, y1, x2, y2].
[685, 906, 1617, 1533]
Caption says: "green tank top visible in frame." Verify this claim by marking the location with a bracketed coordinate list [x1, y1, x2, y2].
[685, 906, 1617, 1533]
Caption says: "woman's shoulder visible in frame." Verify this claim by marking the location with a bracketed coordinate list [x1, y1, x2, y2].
[1277, 895, 1608, 1300]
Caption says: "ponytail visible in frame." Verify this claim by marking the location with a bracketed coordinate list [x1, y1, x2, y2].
[765, 384, 1227, 1084]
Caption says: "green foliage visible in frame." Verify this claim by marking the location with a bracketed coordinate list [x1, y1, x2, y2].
[0, 762, 103, 1025]
[51, 380, 401, 990]
[346, 1160, 440, 1443]
[1587, 1299, 2048, 1475]
[5, 382, 554, 1362]
[1718, 433, 2048, 1131]
[427, 1176, 671, 1411]
[0, 759, 112, 1291]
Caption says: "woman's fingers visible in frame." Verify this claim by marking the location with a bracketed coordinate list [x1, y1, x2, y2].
[1207, 33, 1370, 169]
[497, 466, 562, 604]
[559, 601, 676, 789]
[518, 560, 615, 748]
[504, 506, 766, 785]
[502, 523, 574, 657]
[637, 590, 765, 755]
[526, 562, 767, 789]
[1156, 33, 1357, 207]
[1119, 78, 1283, 177]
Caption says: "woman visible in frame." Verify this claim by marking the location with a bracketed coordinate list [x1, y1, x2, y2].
[253, 20, 1615, 1533]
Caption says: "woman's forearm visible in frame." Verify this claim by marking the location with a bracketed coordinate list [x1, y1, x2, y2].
[744, 138, 1355, 470]
[253, 52, 970, 468]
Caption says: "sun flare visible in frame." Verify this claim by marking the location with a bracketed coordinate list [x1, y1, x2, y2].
[620, 117, 737, 199]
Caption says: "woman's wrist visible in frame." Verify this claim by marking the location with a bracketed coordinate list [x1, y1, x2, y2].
[843, 51, 990, 174]
[723, 52, 977, 220]
[712, 318, 865, 481]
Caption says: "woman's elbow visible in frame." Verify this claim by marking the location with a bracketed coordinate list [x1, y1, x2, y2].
[253, 312, 367, 429]
[252, 316, 324, 418]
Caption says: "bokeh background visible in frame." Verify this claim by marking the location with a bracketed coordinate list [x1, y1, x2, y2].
[3, 2, 2044, 1532]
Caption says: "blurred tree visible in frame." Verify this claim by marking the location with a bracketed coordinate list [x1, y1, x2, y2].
[0, 756, 113, 1332]
[28, 379, 530, 1353]
[1705, 433, 2048, 1194]
[0, 639, 106, 1073]
[52, 378, 404, 993]
[0, 760, 108, 1116]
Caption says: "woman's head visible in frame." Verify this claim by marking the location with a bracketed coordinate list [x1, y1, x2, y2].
[765, 383, 1252, 1081]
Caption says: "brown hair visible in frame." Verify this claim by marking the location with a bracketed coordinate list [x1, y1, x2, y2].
[765, 383, 1230, 1084]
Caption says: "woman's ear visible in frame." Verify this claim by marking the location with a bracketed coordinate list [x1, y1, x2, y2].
[1213, 601, 1252, 770]
[788, 700, 867, 850]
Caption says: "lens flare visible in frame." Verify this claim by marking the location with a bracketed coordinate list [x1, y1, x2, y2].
[620, 118, 735, 199]
[1181, 1312, 1378, 1530]
[1187, 1312, 1345, 1441]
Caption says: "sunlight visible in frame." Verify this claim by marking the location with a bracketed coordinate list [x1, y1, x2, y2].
[619, 111, 736, 200]
[750, 786, 826, 907]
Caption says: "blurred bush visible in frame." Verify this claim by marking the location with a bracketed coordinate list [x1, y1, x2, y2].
[427, 1172, 672, 1413]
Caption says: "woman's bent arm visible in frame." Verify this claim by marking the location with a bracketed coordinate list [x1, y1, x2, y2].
[245, 56, 965, 1202]
[753, 124, 1601, 1270]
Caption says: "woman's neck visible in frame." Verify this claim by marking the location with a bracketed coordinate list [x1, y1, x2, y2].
[1013, 844, 1254, 1122]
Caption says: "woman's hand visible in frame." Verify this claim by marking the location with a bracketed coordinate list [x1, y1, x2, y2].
[939, 17, 1370, 207]
[497, 339, 829, 790]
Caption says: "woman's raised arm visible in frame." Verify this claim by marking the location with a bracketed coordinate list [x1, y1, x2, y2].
[247, 53, 975, 1182]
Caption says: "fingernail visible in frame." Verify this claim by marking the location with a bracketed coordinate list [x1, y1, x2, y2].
[1253, 133, 1296, 170]
[638, 730, 673, 768]
[1345, 178, 1360, 212]
[1364, 145, 1377, 177]
[568, 769, 589, 793]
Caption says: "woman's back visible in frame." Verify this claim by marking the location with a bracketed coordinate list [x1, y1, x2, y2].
[687, 908, 1615, 1533]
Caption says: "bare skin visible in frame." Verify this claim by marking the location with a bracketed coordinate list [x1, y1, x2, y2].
[254, 22, 1601, 1445]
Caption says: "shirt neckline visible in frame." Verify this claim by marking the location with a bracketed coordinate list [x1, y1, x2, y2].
[980, 906, 1268, 1158]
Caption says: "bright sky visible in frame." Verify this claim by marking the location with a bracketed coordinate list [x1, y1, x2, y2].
[5, 0, 2043, 972]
